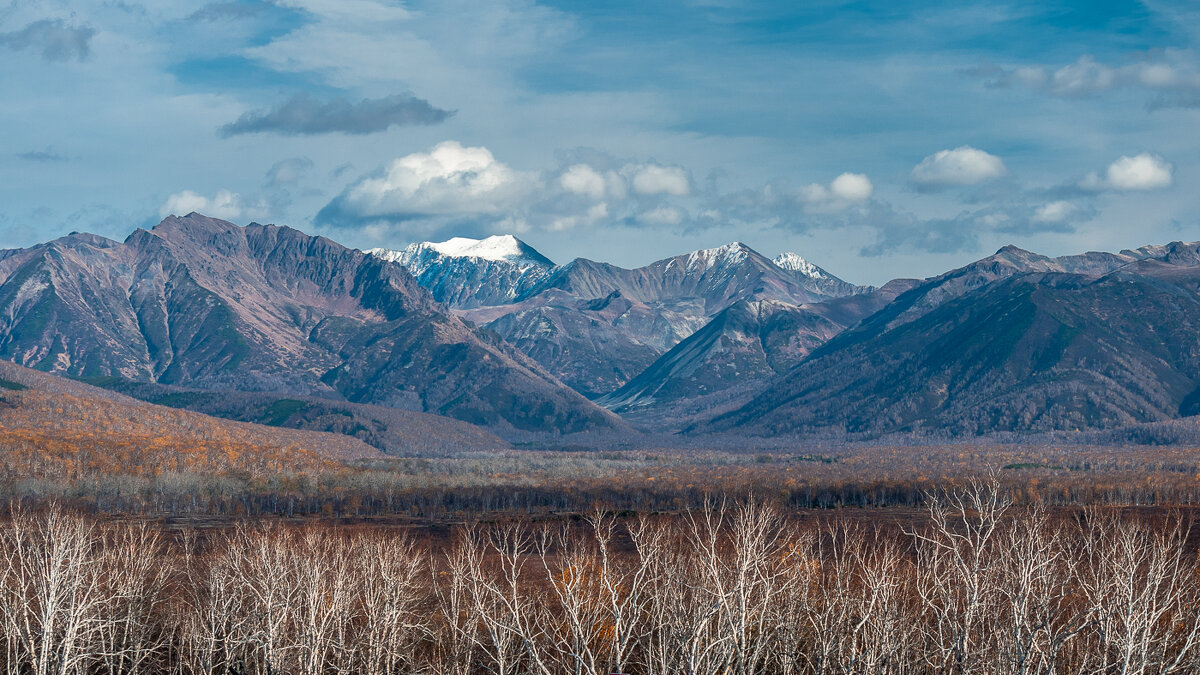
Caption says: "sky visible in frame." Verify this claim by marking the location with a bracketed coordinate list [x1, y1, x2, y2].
[1, 0, 1198, 285]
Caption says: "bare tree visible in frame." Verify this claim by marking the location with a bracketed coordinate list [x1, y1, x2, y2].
[910, 477, 1010, 674]
[1076, 510, 1200, 675]
[0, 507, 109, 675]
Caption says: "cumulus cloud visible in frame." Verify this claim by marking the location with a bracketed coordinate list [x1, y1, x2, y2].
[560, 164, 619, 200]
[218, 93, 454, 137]
[910, 146, 1007, 188]
[161, 190, 267, 221]
[830, 173, 873, 201]
[1031, 201, 1077, 223]
[319, 142, 708, 237]
[1081, 153, 1173, 191]
[319, 141, 538, 229]
[794, 173, 873, 212]
[0, 19, 95, 62]
[627, 164, 690, 196]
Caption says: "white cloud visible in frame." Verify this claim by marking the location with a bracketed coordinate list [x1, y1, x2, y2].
[638, 205, 685, 226]
[830, 172, 874, 201]
[160, 189, 265, 221]
[559, 164, 608, 199]
[627, 164, 690, 196]
[1104, 153, 1174, 190]
[341, 141, 538, 217]
[1032, 201, 1076, 223]
[548, 202, 609, 231]
[1081, 153, 1174, 191]
[322, 143, 703, 234]
[1047, 55, 1116, 96]
[910, 146, 1007, 187]
[794, 172, 874, 212]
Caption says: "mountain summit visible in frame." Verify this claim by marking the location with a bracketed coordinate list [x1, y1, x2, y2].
[370, 234, 555, 269]
[368, 235, 555, 308]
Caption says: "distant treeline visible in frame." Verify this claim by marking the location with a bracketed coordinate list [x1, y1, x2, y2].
[4, 464, 1200, 519]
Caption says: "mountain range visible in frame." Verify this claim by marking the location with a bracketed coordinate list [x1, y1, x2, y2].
[1, 212, 1199, 447]
[0, 214, 619, 437]
[369, 238, 864, 396]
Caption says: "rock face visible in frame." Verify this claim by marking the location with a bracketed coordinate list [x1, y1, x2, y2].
[379, 238, 866, 396]
[0, 214, 624, 434]
[701, 242, 1200, 436]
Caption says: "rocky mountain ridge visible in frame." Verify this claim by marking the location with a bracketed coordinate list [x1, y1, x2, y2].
[700, 241, 1200, 437]
[374, 236, 866, 395]
[0, 214, 623, 434]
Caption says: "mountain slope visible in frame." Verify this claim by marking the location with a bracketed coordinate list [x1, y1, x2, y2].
[599, 279, 917, 412]
[703, 242, 1200, 436]
[0, 214, 624, 434]
[82, 378, 510, 456]
[0, 361, 381, 481]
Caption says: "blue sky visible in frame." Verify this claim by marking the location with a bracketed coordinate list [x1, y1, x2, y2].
[1, 0, 1197, 284]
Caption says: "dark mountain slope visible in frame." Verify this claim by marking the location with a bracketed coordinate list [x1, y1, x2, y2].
[82, 377, 510, 456]
[599, 279, 918, 412]
[704, 248, 1200, 436]
[0, 214, 624, 434]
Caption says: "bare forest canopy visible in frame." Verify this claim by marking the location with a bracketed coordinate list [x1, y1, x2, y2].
[2, 484, 1200, 674]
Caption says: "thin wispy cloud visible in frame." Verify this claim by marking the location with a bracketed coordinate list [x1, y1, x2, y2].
[16, 149, 72, 163]
[970, 51, 1200, 110]
[186, 2, 272, 22]
[0, 19, 95, 62]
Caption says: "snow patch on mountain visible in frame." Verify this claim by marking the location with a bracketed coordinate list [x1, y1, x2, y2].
[773, 252, 826, 279]
[368, 235, 553, 270]
[683, 242, 751, 272]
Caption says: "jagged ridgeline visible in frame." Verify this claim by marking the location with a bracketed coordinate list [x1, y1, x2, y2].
[370, 237, 866, 397]
[4, 212, 1200, 440]
[702, 241, 1200, 436]
[0, 214, 623, 434]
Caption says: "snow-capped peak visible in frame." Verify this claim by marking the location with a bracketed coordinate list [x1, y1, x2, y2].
[368, 234, 554, 269]
[427, 235, 526, 262]
[773, 252, 825, 279]
[683, 242, 752, 271]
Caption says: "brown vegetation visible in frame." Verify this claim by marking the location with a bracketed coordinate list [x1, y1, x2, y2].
[0, 361, 383, 487]
[1, 480, 1198, 674]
